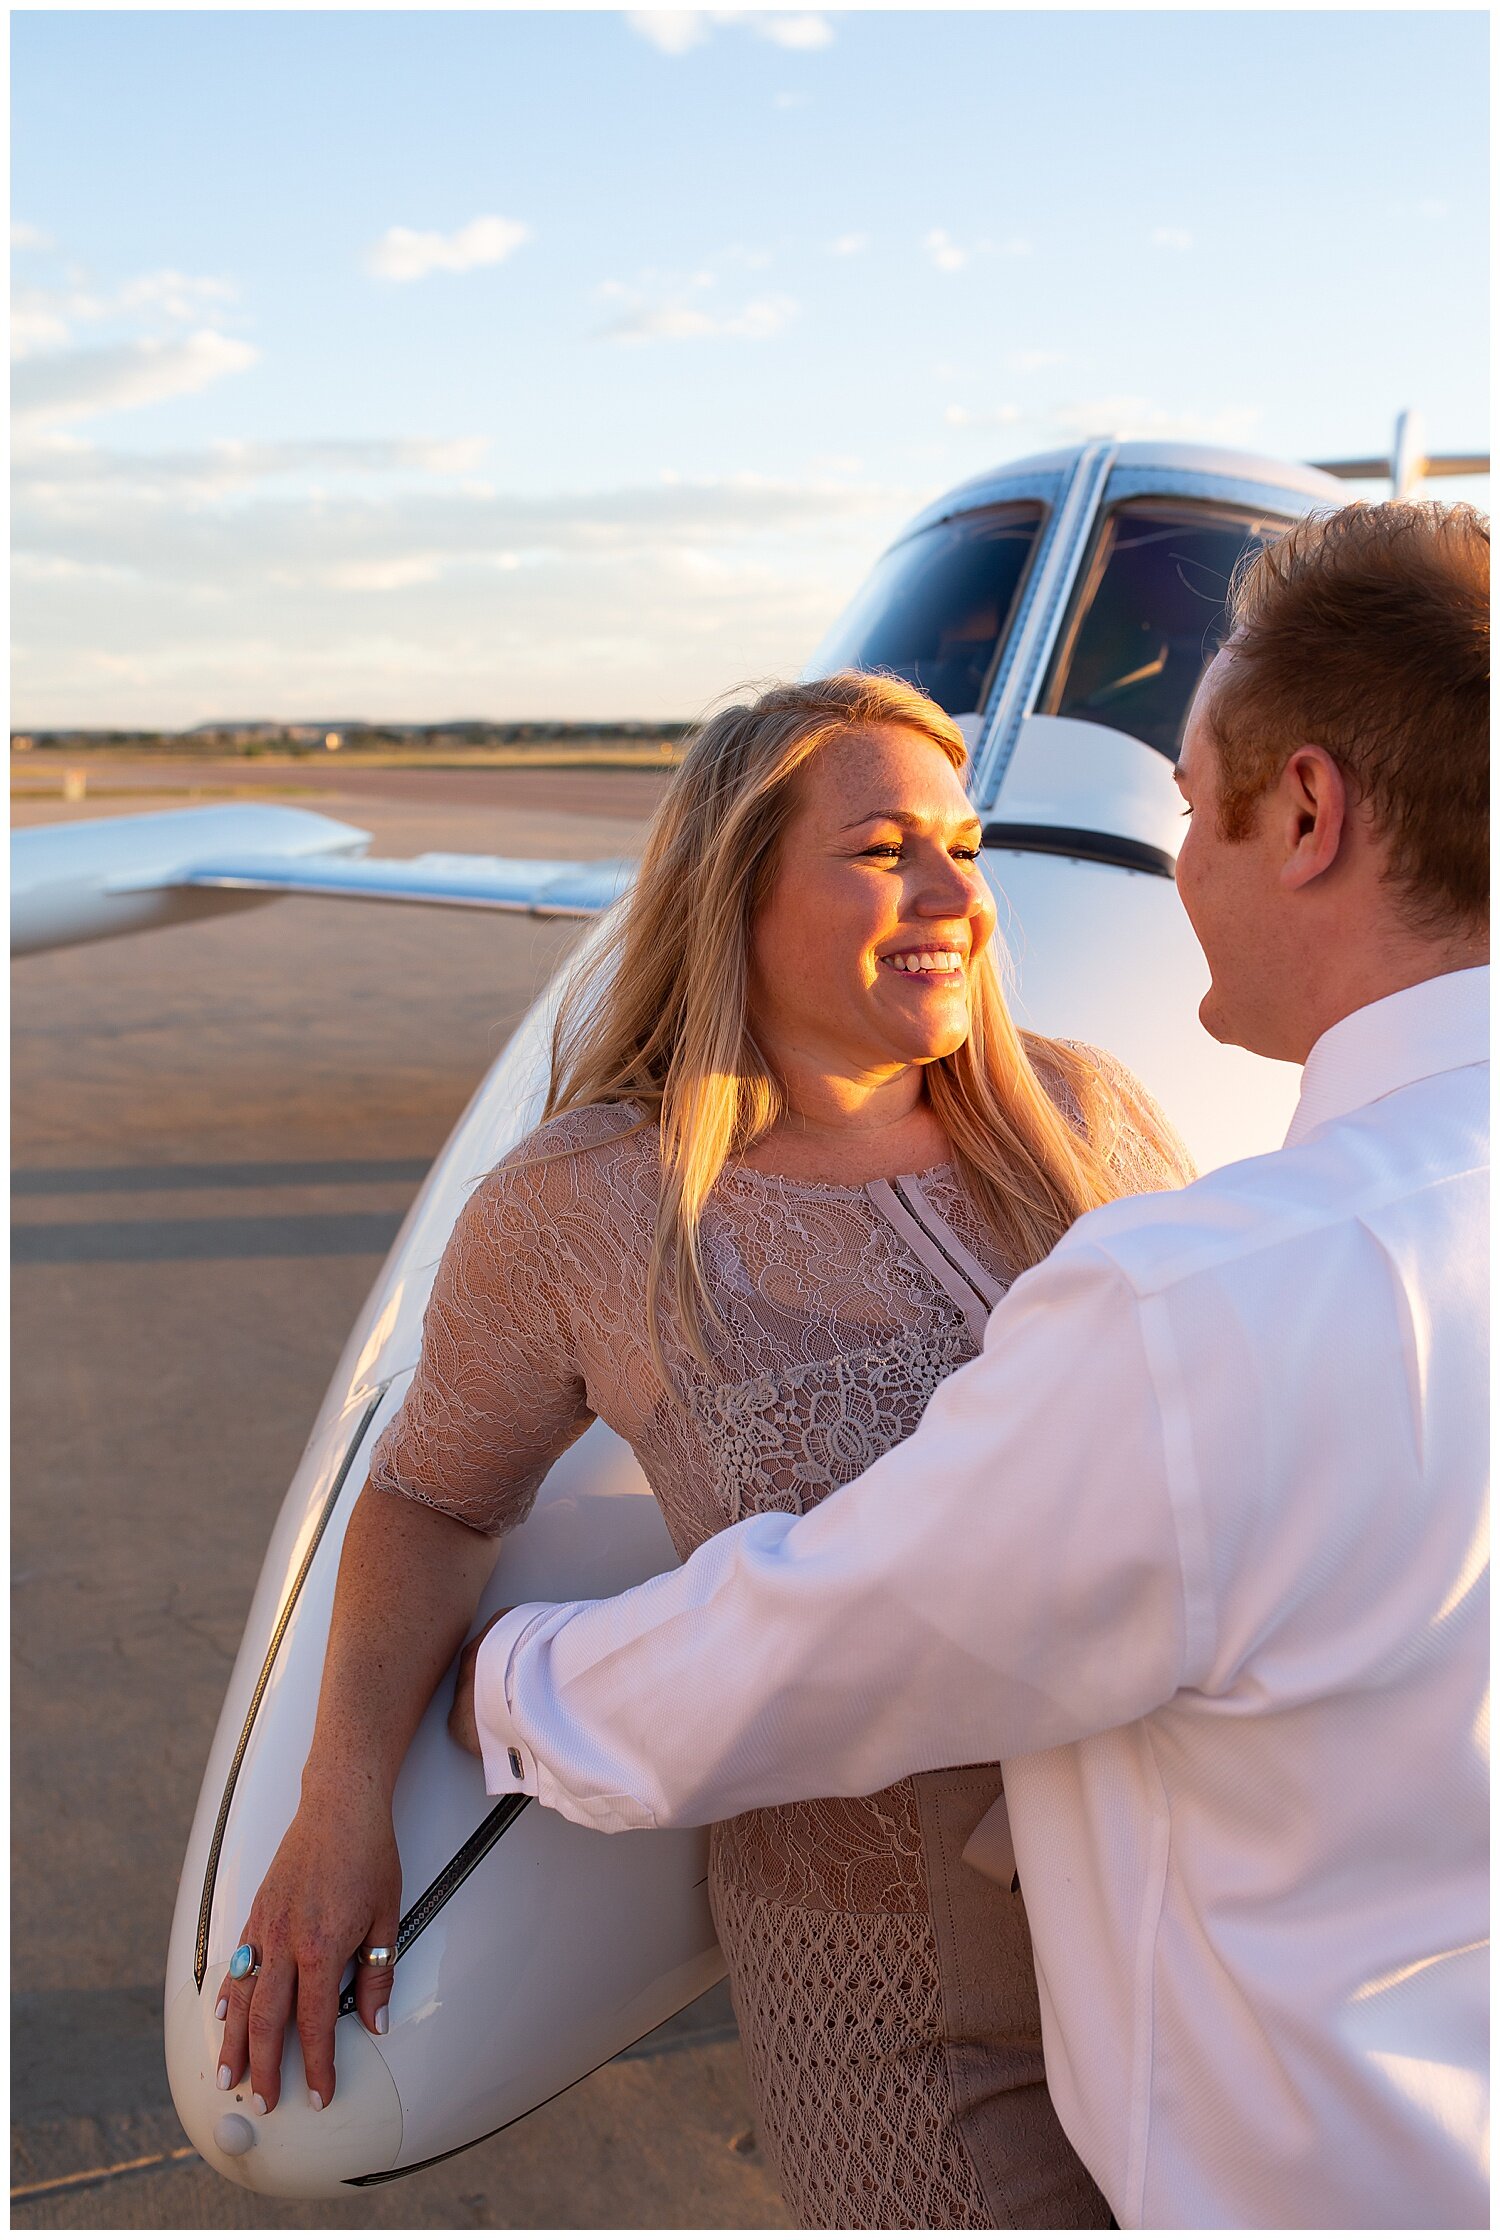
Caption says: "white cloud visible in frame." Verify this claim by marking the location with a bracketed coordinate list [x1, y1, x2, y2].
[116, 268, 239, 319]
[14, 433, 492, 491]
[774, 89, 810, 109]
[365, 214, 531, 283]
[14, 460, 906, 576]
[601, 292, 797, 343]
[607, 304, 718, 342]
[1151, 226, 1194, 252]
[828, 232, 869, 256]
[12, 221, 55, 251]
[924, 228, 970, 274]
[12, 330, 260, 431]
[1008, 348, 1065, 372]
[944, 403, 1021, 429]
[626, 10, 833, 54]
[324, 555, 447, 593]
[11, 303, 72, 359]
[1416, 196, 1448, 219]
[246, 435, 490, 479]
[12, 463, 915, 723]
[626, 10, 709, 53]
[12, 269, 242, 359]
[12, 552, 137, 586]
[758, 14, 833, 49]
[1049, 396, 1262, 445]
[922, 228, 1024, 273]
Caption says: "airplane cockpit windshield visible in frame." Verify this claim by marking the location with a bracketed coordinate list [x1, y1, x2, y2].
[805, 504, 1042, 724]
[1039, 503, 1276, 760]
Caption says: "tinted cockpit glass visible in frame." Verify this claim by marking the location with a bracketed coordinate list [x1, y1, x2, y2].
[805, 505, 1042, 719]
[1041, 503, 1277, 759]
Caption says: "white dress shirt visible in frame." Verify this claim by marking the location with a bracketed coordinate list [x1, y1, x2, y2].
[474, 967, 1489, 2231]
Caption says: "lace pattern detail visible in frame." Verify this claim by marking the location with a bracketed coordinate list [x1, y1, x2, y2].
[711, 1883, 992, 2230]
[712, 1780, 929, 1916]
[690, 1324, 975, 1529]
[368, 1053, 1192, 2225]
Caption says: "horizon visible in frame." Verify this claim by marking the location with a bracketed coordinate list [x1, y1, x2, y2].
[14, 714, 691, 738]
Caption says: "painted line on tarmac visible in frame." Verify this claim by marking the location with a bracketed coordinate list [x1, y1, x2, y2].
[13, 1158, 432, 1195]
[12, 1212, 406, 1264]
[12, 2144, 201, 2203]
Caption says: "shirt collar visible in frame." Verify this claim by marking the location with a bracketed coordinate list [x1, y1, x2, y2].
[1284, 965, 1490, 1148]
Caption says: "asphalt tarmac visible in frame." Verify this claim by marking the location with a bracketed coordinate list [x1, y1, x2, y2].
[11, 762, 792, 2228]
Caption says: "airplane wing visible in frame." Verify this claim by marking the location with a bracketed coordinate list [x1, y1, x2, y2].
[11, 803, 633, 956]
[177, 849, 634, 917]
[1313, 452, 1489, 481]
[1311, 409, 1488, 499]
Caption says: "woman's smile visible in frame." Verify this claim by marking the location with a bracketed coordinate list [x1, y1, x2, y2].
[749, 723, 997, 1083]
[877, 946, 968, 980]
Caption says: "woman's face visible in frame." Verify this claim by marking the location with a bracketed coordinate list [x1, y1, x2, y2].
[749, 724, 997, 1082]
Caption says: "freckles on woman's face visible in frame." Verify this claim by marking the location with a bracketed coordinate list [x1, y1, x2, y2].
[748, 724, 997, 1074]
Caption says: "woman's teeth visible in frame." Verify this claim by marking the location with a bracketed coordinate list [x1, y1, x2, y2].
[884, 950, 963, 975]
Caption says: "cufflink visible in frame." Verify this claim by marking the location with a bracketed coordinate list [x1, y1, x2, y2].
[507, 1747, 525, 1780]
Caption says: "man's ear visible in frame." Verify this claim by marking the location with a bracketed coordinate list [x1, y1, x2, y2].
[1277, 746, 1349, 893]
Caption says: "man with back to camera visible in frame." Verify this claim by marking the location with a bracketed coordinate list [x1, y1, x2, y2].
[455, 501, 1489, 2228]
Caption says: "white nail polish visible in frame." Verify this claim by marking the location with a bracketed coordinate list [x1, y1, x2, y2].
[216, 2065, 232, 2091]
[309, 2089, 324, 2112]
[253, 2094, 267, 2115]
[215, 1998, 228, 2021]
[375, 2005, 389, 2036]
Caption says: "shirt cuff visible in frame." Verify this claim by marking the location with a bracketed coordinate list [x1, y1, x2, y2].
[473, 1604, 553, 1800]
[470, 1598, 663, 1833]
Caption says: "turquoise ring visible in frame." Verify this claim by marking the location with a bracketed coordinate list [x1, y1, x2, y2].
[228, 1942, 260, 1981]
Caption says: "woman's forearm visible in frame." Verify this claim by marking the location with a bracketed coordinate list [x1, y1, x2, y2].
[300, 1479, 502, 1805]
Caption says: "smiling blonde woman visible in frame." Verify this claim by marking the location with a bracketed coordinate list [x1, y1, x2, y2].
[219, 671, 1192, 2228]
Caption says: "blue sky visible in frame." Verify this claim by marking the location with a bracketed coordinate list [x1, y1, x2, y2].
[12, 7, 1489, 727]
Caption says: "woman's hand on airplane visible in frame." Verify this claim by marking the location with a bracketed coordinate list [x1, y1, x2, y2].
[214, 1781, 402, 2115]
[448, 1607, 513, 1758]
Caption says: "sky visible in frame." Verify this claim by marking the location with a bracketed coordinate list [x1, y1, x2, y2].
[10, 6, 1490, 729]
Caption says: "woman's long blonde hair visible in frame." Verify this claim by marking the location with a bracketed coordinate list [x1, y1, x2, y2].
[543, 671, 1125, 1377]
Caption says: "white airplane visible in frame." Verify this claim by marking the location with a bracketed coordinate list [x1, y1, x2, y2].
[12, 417, 1486, 2197]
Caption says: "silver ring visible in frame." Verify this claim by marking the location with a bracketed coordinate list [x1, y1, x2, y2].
[228, 1942, 260, 1981]
[358, 1943, 397, 1969]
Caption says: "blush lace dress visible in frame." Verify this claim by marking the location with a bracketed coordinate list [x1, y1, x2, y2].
[369, 1052, 1192, 2229]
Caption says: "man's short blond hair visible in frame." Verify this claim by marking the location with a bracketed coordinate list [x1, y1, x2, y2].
[1209, 500, 1489, 932]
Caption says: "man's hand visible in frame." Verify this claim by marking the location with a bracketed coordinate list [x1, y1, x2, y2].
[449, 1609, 513, 1758]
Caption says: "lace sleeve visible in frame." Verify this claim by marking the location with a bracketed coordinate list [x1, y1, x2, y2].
[367, 1155, 594, 1537]
[1065, 1041, 1197, 1194]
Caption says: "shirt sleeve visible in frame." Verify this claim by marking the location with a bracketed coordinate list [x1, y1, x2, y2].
[474, 1238, 1205, 1831]
[368, 1155, 595, 1537]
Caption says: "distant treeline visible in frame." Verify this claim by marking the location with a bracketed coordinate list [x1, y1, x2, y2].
[11, 719, 691, 756]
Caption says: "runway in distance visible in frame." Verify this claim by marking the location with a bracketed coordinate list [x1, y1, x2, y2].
[11, 415, 1487, 2197]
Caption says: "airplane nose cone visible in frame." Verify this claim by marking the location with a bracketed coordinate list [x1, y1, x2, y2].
[167, 1974, 404, 2196]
